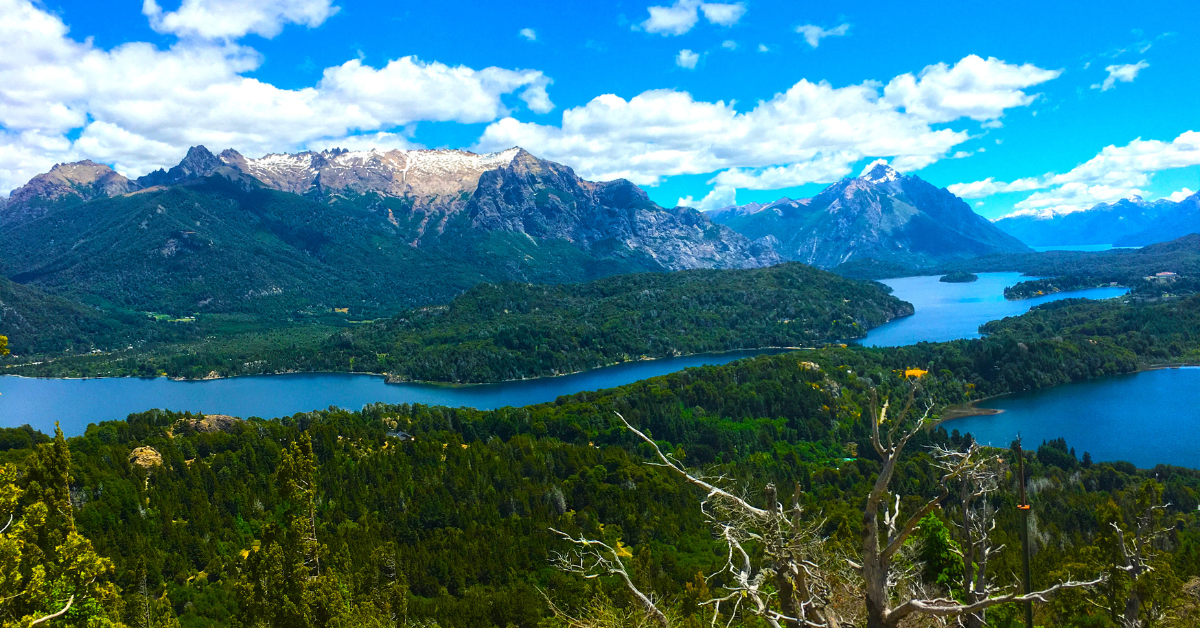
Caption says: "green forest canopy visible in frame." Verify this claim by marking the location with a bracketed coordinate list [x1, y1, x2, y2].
[4, 294, 1200, 627]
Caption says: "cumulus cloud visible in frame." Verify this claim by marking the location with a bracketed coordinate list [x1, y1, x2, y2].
[757, 43, 769, 52]
[721, 40, 737, 50]
[143, 0, 339, 39]
[639, 0, 745, 36]
[675, 49, 700, 69]
[795, 23, 849, 48]
[959, 131, 1200, 216]
[698, 2, 746, 26]
[1092, 60, 1149, 91]
[0, 0, 554, 193]
[474, 55, 1059, 189]
[677, 185, 735, 210]
[882, 55, 1062, 123]
[519, 27, 536, 41]
[1167, 187, 1195, 202]
[947, 177, 1045, 198]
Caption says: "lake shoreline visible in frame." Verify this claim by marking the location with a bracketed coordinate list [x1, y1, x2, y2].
[0, 347, 807, 387]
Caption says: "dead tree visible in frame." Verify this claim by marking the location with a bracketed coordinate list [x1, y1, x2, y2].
[550, 527, 671, 628]
[930, 444, 1004, 628]
[855, 388, 1103, 628]
[1108, 481, 1173, 628]
[617, 413, 844, 628]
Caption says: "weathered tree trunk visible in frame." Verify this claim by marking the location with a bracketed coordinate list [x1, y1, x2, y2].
[1123, 592, 1142, 628]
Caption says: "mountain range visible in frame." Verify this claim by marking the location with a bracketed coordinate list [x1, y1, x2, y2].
[705, 163, 1031, 268]
[993, 193, 1200, 248]
[0, 146, 778, 317]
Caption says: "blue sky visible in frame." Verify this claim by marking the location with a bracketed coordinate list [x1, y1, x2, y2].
[1, 0, 1197, 219]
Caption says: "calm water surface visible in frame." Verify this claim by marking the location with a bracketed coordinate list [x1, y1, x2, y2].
[1030, 244, 1117, 252]
[860, 273, 1128, 347]
[0, 350, 787, 436]
[947, 368, 1200, 469]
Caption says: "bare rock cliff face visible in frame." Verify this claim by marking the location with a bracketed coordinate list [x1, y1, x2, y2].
[466, 151, 779, 269]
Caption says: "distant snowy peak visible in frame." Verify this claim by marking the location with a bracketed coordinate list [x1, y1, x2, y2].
[861, 162, 901, 184]
[708, 197, 806, 220]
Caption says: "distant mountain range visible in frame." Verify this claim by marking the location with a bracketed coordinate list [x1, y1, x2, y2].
[993, 193, 1200, 248]
[706, 163, 1031, 268]
[0, 146, 778, 317]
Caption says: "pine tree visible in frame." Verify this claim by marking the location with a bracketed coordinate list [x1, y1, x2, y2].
[0, 423, 123, 627]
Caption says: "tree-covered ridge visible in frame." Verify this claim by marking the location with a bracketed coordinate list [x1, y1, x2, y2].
[4, 263, 913, 383]
[5, 324, 1200, 627]
[320, 263, 912, 383]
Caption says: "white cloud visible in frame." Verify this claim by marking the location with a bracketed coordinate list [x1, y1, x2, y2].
[677, 185, 735, 210]
[1167, 187, 1195, 202]
[519, 27, 536, 41]
[721, 40, 737, 50]
[698, 2, 746, 26]
[1091, 60, 1149, 91]
[639, 0, 745, 35]
[715, 154, 860, 189]
[475, 55, 1058, 190]
[675, 49, 700, 69]
[143, 0, 339, 39]
[948, 177, 1044, 198]
[757, 43, 769, 53]
[0, 0, 555, 194]
[958, 131, 1200, 215]
[882, 55, 1062, 123]
[794, 23, 849, 48]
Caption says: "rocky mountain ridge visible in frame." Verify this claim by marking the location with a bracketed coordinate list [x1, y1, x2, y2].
[707, 163, 1031, 268]
[0, 146, 779, 317]
[5, 145, 534, 208]
[3, 145, 778, 272]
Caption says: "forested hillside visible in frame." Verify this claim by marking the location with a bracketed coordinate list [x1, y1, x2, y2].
[6, 302, 1200, 627]
[5, 263, 912, 382]
[0, 276, 198, 355]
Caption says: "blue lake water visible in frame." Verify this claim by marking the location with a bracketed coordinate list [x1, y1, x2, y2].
[0, 350, 787, 437]
[860, 273, 1129, 347]
[946, 368, 1200, 469]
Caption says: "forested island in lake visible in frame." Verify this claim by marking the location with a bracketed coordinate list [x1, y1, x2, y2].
[939, 271, 978, 283]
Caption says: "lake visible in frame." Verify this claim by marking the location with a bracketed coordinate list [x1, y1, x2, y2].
[946, 368, 1200, 469]
[0, 350, 788, 437]
[860, 273, 1129, 347]
[1030, 244, 1117, 252]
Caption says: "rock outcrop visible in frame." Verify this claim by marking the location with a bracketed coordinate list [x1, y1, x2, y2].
[129, 446, 163, 469]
